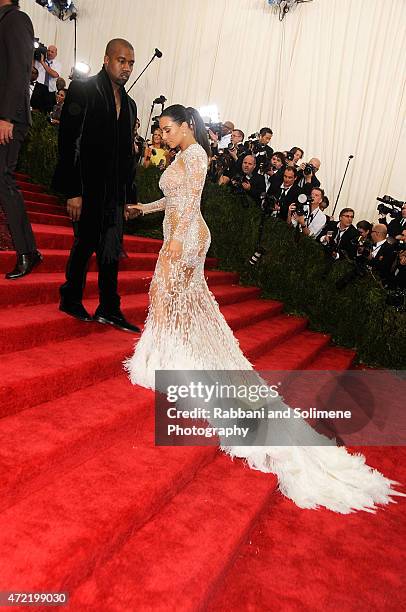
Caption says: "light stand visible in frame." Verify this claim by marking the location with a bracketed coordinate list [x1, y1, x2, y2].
[127, 48, 163, 95]
[332, 155, 354, 217]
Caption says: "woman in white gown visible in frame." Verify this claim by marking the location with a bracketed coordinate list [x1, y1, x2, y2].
[125, 105, 402, 513]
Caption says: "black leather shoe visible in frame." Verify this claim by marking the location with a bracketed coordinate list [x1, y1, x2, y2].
[94, 310, 141, 333]
[5, 250, 43, 279]
[59, 301, 93, 322]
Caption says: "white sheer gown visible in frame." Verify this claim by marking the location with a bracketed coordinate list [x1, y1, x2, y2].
[124, 142, 402, 513]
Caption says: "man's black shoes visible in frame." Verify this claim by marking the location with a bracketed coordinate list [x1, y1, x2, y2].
[93, 309, 141, 333]
[5, 250, 43, 279]
[59, 301, 94, 322]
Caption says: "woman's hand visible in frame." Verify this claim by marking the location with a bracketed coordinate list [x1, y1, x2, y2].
[165, 239, 183, 260]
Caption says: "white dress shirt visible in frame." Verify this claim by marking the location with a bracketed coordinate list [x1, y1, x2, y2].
[34, 59, 62, 93]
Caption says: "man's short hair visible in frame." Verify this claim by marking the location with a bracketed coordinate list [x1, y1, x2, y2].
[233, 129, 245, 140]
[284, 166, 297, 177]
[339, 207, 355, 218]
[105, 38, 134, 57]
[260, 127, 273, 136]
[273, 151, 286, 164]
[311, 186, 324, 198]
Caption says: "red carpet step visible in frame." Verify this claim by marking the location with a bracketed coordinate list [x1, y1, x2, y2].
[0, 173, 401, 610]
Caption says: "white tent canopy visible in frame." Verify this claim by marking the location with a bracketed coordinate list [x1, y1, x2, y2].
[21, 0, 406, 221]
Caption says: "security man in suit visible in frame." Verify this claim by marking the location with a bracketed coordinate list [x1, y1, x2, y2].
[0, 0, 42, 279]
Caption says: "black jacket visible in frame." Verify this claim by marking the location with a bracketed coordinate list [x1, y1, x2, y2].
[53, 67, 137, 208]
[0, 4, 33, 125]
[268, 177, 304, 221]
[318, 221, 359, 259]
[368, 241, 396, 284]
[387, 217, 406, 238]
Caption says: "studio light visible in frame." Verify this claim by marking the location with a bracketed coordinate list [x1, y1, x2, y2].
[198, 105, 220, 124]
[35, 0, 78, 20]
[69, 61, 91, 80]
[267, 0, 313, 20]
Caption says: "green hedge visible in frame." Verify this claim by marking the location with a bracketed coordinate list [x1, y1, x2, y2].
[18, 117, 405, 368]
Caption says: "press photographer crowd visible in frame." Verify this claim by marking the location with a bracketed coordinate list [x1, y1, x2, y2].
[135, 118, 405, 299]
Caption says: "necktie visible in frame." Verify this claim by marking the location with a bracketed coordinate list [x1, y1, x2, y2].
[44, 61, 51, 88]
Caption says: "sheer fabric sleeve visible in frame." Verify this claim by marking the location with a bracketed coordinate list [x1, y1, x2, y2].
[172, 148, 207, 244]
[141, 198, 166, 214]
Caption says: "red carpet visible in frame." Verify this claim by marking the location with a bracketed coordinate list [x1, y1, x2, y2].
[0, 173, 403, 610]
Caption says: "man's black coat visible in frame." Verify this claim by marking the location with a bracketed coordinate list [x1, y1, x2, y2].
[0, 4, 33, 125]
[53, 67, 137, 260]
[318, 220, 359, 259]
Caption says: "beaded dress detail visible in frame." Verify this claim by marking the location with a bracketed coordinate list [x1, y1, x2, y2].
[124, 142, 402, 513]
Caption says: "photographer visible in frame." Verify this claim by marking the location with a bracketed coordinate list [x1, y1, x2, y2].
[367, 224, 396, 285]
[387, 203, 406, 239]
[220, 154, 265, 205]
[295, 157, 321, 193]
[391, 229, 406, 289]
[33, 45, 62, 114]
[287, 187, 327, 238]
[209, 120, 234, 150]
[283, 147, 303, 168]
[319, 208, 358, 260]
[268, 166, 302, 221]
[227, 129, 246, 162]
[263, 152, 286, 192]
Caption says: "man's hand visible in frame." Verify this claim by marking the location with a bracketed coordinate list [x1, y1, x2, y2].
[208, 129, 218, 142]
[241, 181, 251, 191]
[0, 120, 13, 145]
[296, 214, 305, 227]
[67, 196, 82, 222]
[125, 203, 143, 220]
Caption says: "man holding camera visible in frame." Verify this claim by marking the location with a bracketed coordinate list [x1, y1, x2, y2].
[209, 121, 234, 150]
[263, 152, 285, 192]
[387, 203, 406, 239]
[287, 187, 327, 238]
[295, 157, 321, 193]
[219, 154, 265, 205]
[268, 166, 302, 221]
[32, 45, 61, 114]
[318, 208, 358, 260]
[0, 0, 42, 279]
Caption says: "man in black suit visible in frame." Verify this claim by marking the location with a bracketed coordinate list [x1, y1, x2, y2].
[268, 166, 303, 221]
[0, 0, 42, 279]
[295, 157, 321, 194]
[53, 38, 140, 333]
[318, 208, 359, 260]
[387, 204, 406, 239]
[219, 154, 266, 205]
[367, 224, 396, 285]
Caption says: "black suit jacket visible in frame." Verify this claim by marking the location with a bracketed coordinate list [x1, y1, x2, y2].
[53, 67, 137, 211]
[0, 5, 33, 125]
[387, 217, 406, 238]
[368, 241, 396, 284]
[318, 221, 359, 259]
[295, 170, 321, 193]
[269, 178, 303, 220]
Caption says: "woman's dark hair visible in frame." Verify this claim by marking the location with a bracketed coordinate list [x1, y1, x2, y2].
[290, 146, 304, 159]
[160, 104, 211, 158]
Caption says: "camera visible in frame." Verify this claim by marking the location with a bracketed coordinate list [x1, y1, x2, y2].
[303, 163, 315, 176]
[394, 239, 406, 253]
[376, 195, 404, 218]
[291, 194, 311, 218]
[261, 192, 279, 216]
[285, 151, 294, 162]
[230, 173, 247, 195]
[33, 40, 47, 62]
[206, 122, 223, 140]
